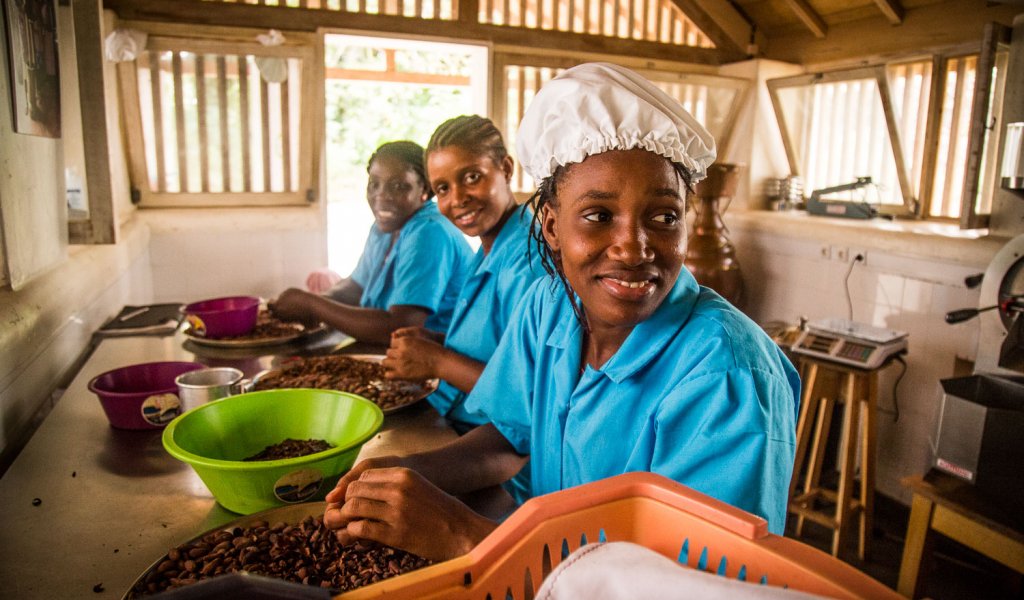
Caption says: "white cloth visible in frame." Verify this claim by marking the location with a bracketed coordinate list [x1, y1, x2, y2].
[516, 62, 716, 184]
[536, 542, 827, 600]
[103, 29, 147, 63]
[255, 30, 288, 83]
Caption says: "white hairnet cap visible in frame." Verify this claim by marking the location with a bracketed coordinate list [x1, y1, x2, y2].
[516, 62, 716, 184]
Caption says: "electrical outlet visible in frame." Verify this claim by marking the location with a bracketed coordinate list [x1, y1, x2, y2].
[837, 247, 868, 265]
[819, 244, 832, 260]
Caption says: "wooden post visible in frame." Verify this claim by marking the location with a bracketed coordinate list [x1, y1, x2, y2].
[68, 0, 116, 244]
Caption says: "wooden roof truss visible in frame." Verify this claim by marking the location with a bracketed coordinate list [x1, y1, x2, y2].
[104, 0, 752, 65]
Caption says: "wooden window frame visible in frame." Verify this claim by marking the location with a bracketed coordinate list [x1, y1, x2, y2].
[68, 0, 116, 244]
[957, 22, 1011, 229]
[767, 65, 916, 218]
[768, 28, 1011, 226]
[117, 23, 323, 208]
[493, 52, 749, 194]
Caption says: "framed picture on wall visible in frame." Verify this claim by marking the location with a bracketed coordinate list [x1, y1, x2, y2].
[3, 0, 60, 138]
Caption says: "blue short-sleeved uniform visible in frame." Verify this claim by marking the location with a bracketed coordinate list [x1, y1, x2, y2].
[429, 210, 547, 428]
[350, 202, 473, 333]
[465, 270, 800, 534]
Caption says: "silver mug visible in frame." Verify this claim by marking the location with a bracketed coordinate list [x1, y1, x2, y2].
[175, 367, 250, 409]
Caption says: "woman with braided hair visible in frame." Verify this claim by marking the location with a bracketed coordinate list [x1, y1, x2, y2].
[271, 140, 473, 344]
[322, 64, 799, 561]
[383, 116, 546, 449]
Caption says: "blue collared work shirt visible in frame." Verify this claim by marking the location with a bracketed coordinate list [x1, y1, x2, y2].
[350, 202, 473, 333]
[430, 209, 547, 427]
[465, 270, 800, 534]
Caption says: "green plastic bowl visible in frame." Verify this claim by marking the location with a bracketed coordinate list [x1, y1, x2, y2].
[162, 389, 383, 514]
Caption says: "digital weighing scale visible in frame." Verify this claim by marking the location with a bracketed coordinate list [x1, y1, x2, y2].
[791, 318, 908, 369]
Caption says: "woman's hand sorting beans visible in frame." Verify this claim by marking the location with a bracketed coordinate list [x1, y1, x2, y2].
[324, 462, 494, 562]
[383, 332, 444, 381]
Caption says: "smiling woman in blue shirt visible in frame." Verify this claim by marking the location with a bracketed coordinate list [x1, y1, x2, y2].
[379, 115, 547, 505]
[381, 116, 547, 434]
[270, 141, 473, 344]
[320, 64, 800, 562]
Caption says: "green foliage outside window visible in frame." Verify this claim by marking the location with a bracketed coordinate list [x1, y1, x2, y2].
[324, 45, 475, 202]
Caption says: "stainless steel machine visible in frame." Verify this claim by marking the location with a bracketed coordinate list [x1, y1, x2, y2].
[934, 234, 1024, 518]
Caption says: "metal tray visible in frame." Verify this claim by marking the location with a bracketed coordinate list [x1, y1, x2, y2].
[123, 502, 326, 599]
[183, 322, 327, 348]
[252, 354, 438, 414]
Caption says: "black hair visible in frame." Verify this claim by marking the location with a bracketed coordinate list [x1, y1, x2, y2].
[426, 115, 509, 167]
[526, 157, 695, 331]
[368, 141, 433, 200]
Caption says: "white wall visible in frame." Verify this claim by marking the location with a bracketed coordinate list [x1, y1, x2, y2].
[726, 212, 1006, 503]
[717, 59, 802, 211]
[141, 208, 326, 303]
[0, 205, 326, 467]
[713, 57, 1014, 504]
[0, 7, 66, 289]
[0, 221, 151, 463]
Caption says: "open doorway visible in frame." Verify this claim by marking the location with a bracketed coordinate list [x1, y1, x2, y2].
[323, 34, 488, 276]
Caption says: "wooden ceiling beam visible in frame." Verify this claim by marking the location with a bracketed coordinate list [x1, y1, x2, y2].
[105, 0, 731, 65]
[872, 0, 904, 25]
[781, 0, 827, 39]
[665, 0, 748, 58]
[761, 1, 1020, 67]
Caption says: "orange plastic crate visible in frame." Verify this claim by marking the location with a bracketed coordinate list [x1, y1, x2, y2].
[337, 472, 900, 599]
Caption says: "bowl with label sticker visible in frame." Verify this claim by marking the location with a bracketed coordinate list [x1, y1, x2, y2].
[161, 388, 383, 514]
[88, 361, 205, 430]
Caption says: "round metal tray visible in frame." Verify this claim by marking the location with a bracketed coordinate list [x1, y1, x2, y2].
[183, 322, 327, 348]
[252, 354, 438, 414]
[123, 502, 326, 599]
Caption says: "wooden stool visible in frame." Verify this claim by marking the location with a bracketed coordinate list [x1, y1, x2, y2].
[788, 355, 896, 560]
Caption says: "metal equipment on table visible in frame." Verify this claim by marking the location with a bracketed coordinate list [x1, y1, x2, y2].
[934, 233, 1024, 512]
[765, 175, 803, 211]
[806, 176, 878, 219]
[791, 318, 908, 370]
[893, 234, 1024, 599]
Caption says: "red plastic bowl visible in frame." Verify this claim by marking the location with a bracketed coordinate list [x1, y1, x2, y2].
[88, 361, 205, 430]
[182, 296, 260, 338]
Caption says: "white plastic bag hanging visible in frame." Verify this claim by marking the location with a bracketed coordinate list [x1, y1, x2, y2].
[254, 30, 288, 83]
[104, 28, 148, 63]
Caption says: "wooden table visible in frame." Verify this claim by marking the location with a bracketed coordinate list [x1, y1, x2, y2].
[0, 330, 465, 599]
[897, 470, 1024, 598]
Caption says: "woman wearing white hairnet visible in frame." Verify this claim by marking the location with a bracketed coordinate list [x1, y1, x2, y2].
[322, 63, 800, 561]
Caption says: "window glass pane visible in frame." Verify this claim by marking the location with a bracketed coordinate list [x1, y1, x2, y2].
[929, 55, 976, 218]
[776, 78, 901, 206]
[887, 60, 932, 201]
[503, 65, 563, 192]
[652, 82, 737, 146]
[326, 46, 386, 71]
[135, 49, 304, 195]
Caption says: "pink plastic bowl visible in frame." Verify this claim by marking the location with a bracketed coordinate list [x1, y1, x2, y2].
[88, 361, 205, 430]
[182, 296, 260, 338]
